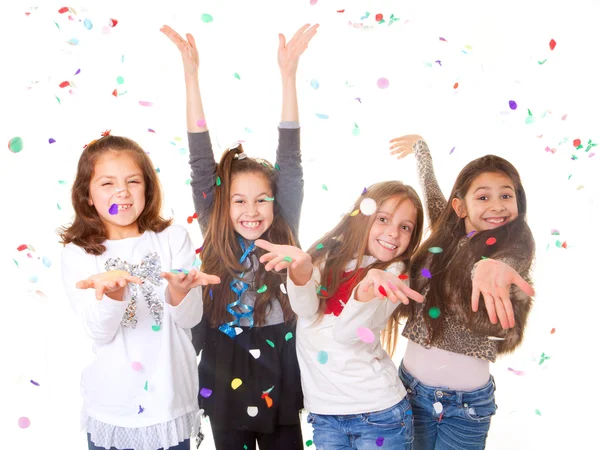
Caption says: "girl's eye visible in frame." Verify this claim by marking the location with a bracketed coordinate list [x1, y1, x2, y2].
[378, 217, 387, 223]
[501, 194, 512, 199]
[234, 199, 244, 204]
[477, 196, 488, 201]
[102, 182, 113, 186]
[401, 225, 411, 232]
[128, 180, 140, 184]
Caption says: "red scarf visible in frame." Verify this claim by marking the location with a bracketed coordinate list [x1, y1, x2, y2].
[324, 269, 366, 316]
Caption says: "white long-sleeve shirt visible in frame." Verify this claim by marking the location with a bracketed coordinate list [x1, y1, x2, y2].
[61, 225, 203, 429]
[286, 260, 408, 415]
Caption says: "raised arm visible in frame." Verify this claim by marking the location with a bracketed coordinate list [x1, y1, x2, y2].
[274, 24, 318, 240]
[161, 25, 215, 235]
[389, 135, 447, 225]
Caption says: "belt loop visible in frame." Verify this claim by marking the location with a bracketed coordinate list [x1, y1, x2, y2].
[456, 391, 463, 404]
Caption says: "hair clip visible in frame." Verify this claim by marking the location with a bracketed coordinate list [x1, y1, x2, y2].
[234, 152, 247, 160]
[226, 142, 241, 151]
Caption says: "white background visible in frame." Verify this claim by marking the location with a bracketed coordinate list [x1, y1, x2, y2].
[1, 0, 598, 448]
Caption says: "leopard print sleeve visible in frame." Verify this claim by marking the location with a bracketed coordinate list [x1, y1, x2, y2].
[413, 140, 447, 226]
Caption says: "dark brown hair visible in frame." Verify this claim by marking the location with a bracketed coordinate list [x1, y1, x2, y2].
[58, 135, 172, 255]
[410, 155, 535, 341]
[307, 181, 424, 355]
[200, 145, 298, 327]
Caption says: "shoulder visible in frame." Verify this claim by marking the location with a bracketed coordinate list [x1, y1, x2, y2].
[61, 242, 89, 261]
[157, 224, 192, 248]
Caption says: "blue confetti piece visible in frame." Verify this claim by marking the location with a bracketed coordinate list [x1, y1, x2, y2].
[83, 18, 93, 30]
[310, 79, 319, 89]
[66, 38, 79, 46]
[42, 256, 52, 268]
[315, 113, 329, 119]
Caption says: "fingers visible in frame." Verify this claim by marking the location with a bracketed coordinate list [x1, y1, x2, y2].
[76, 279, 93, 290]
[124, 275, 142, 285]
[512, 272, 535, 297]
[482, 292, 498, 324]
[278, 33, 286, 51]
[471, 283, 481, 312]
[397, 283, 424, 303]
[186, 33, 197, 49]
[499, 290, 515, 328]
[493, 294, 508, 329]
[254, 239, 274, 252]
[290, 23, 311, 43]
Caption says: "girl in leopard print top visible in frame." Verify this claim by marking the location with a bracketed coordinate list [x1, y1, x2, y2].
[388, 135, 535, 450]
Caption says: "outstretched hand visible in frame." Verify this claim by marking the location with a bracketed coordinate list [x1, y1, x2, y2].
[471, 259, 535, 329]
[357, 269, 424, 304]
[278, 23, 319, 79]
[389, 134, 424, 160]
[254, 239, 313, 286]
[160, 24, 199, 79]
[76, 270, 142, 301]
[161, 269, 221, 306]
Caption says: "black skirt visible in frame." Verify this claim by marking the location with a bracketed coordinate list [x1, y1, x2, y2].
[192, 317, 303, 433]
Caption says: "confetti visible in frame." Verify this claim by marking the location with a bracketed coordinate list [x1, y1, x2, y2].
[138, 405, 144, 414]
[377, 77, 389, 89]
[428, 306, 441, 319]
[231, 378, 242, 389]
[48, 138, 56, 144]
[59, 81, 70, 88]
[539, 352, 551, 365]
[17, 244, 28, 251]
[247, 406, 258, 417]
[315, 113, 329, 119]
[249, 349, 261, 359]
[453, 82, 459, 89]
[18, 417, 30, 429]
[201, 13, 213, 23]
[321, 184, 328, 191]
[317, 350, 329, 364]
[66, 38, 79, 46]
[58, 7, 69, 13]
[485, 237, 497, 245]
[280, 283, 287, 294]
[108, 18, 118, 27]
[359, 198, 377, 216]
[144, 381, 148, 391]
[112, 89, 118, 97]
[216, 177, 221, 186]
[316, 243, 324, 250]
[42, 256, 52, 268]
[257, 285, 267, 293]
[282, 256, 293, 264]
[349, 209, 360, 216]
[375, 13, 383, 22]
[30, 380, 40, 386]
[509, 100, 517, 110]
[428, 247, 443, 254]
[131, 361, 143, 371]
[266, 339, 275, 348]
[109, 204, 118, 215]
[378, 286, 387, 297]
[535, 409, 542, 416]
[234, 72, 241, 80]
[573, 138, 581, 147]
[310, 79, 319, 89]
[83, 18, 93, 30]
[357, 327, 375, 343]
[508, 367, 525, 376]
[376, 437, 385, 447]
[487, 336, 505, 341]
[139, 101, 153, 107]
[421, 268, 432, 278]
[197, 119, 206, 127]
[551, 328, 556, 334]
[152, 324, 161, 332]
[449, 146, 455, 155]
[8, 137, 24, 153]
[285, 332, 293, 341]
[398, 274, 409, 280]
[262, 393, 273, 408]
[538, 59, 547, 65]
[549, 39, 556, 50]
[200, 388, 212, 398]
[265, 197, 275, 202]
[467, 230, 477, 238]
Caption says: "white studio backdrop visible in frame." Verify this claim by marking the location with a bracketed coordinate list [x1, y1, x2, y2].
[1, 0, 598, 449]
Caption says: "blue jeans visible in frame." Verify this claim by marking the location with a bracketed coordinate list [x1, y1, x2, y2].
[398, 362, 497, 450]
[87, 434, 189, 450]
[307, 397, 414, 449]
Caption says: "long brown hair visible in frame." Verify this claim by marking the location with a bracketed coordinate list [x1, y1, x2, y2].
[200, 145, 298, 327]
[410, 155, 534, 341]
[58, 135, 172, 255]
[307, 181, 424, 355]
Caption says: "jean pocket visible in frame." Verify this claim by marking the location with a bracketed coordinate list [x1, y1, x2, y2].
[307, 412, 317, 425]
[364, 402, 408, 429]
[463, 398, 497, 422]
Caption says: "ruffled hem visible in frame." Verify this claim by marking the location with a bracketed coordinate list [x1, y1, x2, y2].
[85, 410, 201, 450]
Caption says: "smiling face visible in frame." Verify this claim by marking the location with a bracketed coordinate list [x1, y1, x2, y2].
[229, 171, 274, 240]
[452, 171, 519, 234]
[88, 151, 146, 240]
[366, 195, 418, 262]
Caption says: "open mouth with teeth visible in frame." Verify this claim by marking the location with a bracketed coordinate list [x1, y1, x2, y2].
[483, 217, 508, 225]
[240, 220, 262, 229]
[377, 239, 398, 251]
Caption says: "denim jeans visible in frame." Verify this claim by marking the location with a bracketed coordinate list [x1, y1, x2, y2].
[307, 397, 414, 449]
[398, 362, 497, 450]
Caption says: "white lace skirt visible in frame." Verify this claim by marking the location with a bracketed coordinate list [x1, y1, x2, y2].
[85, 410, 201, 450]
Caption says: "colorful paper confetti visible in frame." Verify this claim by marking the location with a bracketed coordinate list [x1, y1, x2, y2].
[8, 137, 24, 153]
[357, 327, 375, 343]
[200, 388, 212, 398]
[201, 13, 213, 23]
[231, 378, 242, 389]
[421, 268, 432, 278]
[317, 350, 329, 364]
[377, 77, 389, 89]
[359, 198, 377, 216]
[428, 306, 441, 319]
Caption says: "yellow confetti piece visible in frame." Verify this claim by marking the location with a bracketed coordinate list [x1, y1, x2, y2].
[349, 209, 360, 216]
[231, 378, 242, 390]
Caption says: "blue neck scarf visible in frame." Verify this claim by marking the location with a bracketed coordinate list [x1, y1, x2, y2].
[218, 236, 256, 338]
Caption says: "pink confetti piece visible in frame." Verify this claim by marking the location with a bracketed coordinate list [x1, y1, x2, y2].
[197, 119, 206, 127]
[508, 367, 525, 376]
[377, 77, 389, 89]
[131, 361, 143, 371]
[18, 417, 31, 428]
[449, 146, 455, 155]
[138, 101, 153, 107]
[357, 327, 375, 343]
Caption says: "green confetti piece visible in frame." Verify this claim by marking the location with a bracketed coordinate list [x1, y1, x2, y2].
[283, 256, 293, 263]
[285, 332, 293, 341]
[321, 184, 328, 191]
[428, 307, 441, 319]
[216, 176, 221, 186]
[156, 168, 160, 173]
[55, 96, 61, 105]
[201, 13, 213, 23]
[13, 259, 19, 268]
[152, 324, 161, 332]
[257, 285, 267, 293]
[144, 381, 148, 391]
[306, 439, 314, 446]
[121, 55, 125, 63]
[274, 164, 280, 171]
[266, 339, 275, 348]
[234, 72, 241, 80]
[116, 76, 124, 84]
[8, 137, 24, 153]
[352, 122, 360, 136]
[535, 409, 542, 416]
[538, 352, 551, 365]
[525, 115, 535, 125]
[264, 197, 275, 202]
[538, 59, 547, 65]
[57, 203, 62, 210]
[54, 21, 60, 30]
[316, 243, 324, 250]
[263, 385, 275, 394]
[185, 178, 191, 185]
[58, 180, 66, 185]
[428, 247, 443, 254]
[568, 174, 572, 180]
[555, 240, 562, 248]
[244, 445, 248, 450]
[481, 256, 489, 259]
[527, 108, 532, 116]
